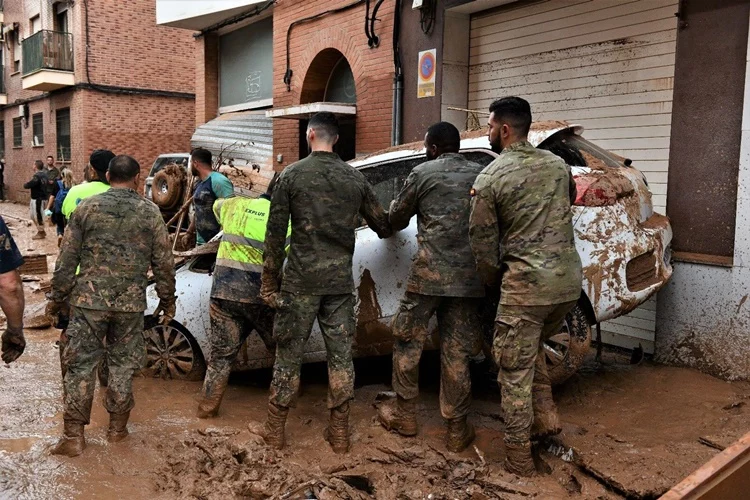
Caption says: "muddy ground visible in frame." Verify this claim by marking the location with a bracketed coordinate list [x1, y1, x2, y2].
[1, 201, 749, 499]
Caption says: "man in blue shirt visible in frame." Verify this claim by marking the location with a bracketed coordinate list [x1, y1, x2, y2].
[0, 216, 25, 364]
[190, 148, 234, 245]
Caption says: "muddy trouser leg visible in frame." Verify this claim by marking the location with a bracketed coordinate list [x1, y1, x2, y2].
[201, 299, 246, 402]
[317, 294, 357, 409]
[438, 298, 483, 420]
[493, 304, 555, 445]
[56, 215, 66, 236]
[269, 293, 320, 408]
[62, 308, 109, 425]
[533, 301, 577, 397]
[104, 312, 145, 416]
[391, 292, 440, 401]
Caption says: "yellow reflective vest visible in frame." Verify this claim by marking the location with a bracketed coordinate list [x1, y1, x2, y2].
[213, 195, 290, 273]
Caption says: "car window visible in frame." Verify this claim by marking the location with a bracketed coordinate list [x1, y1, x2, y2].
[357, 151, 497, 227]
[150, 157, 188, 177]
[538, 131, 622, 168]
[189, 253, 216, 273]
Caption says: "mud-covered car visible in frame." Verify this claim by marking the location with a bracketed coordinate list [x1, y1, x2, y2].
[142, 122, 672, 385]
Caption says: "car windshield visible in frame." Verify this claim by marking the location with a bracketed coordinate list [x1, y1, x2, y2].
[150, 156, 188, 177]
[538, 131, 624, 168]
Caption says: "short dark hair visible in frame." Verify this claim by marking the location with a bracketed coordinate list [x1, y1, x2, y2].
[426, 122, 460, 152]
[489, 96, 532, 136]
[307, 112, 339, 143]
[108, 155, 140, 183]
[34, 160, 44, 169]
[46, 155, 54, 160]
[191, 148, 213, 167]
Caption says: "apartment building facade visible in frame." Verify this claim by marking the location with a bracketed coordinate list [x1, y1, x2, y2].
[1, 0, 195, 201]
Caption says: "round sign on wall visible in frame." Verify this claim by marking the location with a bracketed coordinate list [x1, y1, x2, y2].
[419, 51, 436, 82]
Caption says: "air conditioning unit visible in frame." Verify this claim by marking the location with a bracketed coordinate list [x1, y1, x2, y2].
[18, 105, 25, 118]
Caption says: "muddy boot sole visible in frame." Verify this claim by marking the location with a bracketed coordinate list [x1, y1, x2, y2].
[377, 403, 418, 437]
[323, 427, 350, 454]
[247, 421, 285, 449]
[197, 401, 219, 419]
[51, 437, 86, 457]
[107, 430, 129, 443]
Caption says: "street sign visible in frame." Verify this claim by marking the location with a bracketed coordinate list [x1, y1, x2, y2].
[418, 49, 436, 98]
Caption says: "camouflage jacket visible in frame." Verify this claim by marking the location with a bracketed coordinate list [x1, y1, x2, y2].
[51, 188, 176, 312]
[389, 153, 485, 297]
[263, 151, 392, 295]
[469, 140, 582, 306]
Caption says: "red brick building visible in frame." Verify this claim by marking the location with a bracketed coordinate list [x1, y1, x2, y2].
[1, 0, 195, 202]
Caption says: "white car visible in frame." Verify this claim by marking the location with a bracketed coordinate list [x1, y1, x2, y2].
[143, 122, 673, 385]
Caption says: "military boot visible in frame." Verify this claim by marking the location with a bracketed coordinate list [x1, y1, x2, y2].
[377, 396, 417, 437]
[247, 402, 288, 449]
[107, 412, 130, 443]
[531, 383, 561, 440]
[446, 417, 476, 453]
[51, 421, 86, 457]
[324, 402, 350, 454]
[32, 229, 46, 240]
[504, 440, 536, 477]
[197, 377, 228, 419]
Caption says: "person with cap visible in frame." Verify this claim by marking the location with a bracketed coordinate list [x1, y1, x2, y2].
[47, 155, 175, 457]
[61, 149, 115, 220]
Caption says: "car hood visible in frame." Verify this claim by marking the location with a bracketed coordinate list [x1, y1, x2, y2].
[350, 121, 583, 167]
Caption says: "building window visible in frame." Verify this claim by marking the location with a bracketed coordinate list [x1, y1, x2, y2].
[0, 121, 5, 159]
[30, 16, 41, 34]
[13, 118, 22, 148]
[56, 108, 71, 161]
[55, 9, 69, 33]
[219, 16, 273, 111]
[32, 113, 43, 146]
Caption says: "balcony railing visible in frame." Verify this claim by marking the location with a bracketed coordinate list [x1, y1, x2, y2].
[22, 30, 73, 76]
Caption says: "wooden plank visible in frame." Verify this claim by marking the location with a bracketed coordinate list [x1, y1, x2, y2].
[661, 430, 750, 500]
[470, 30, 677, 79]
[471, 12, 678, 62]
[592, 137, 671, 150]
[472, 65, 676, 100]
[605, 314, 656, 332]
[600, 322, 655, 342]
[469, 90, 675, 114]
[673, 252, 734, 268]
[472, 0, 676, 48]
[19, 254, 48, 275]
[578, 125, 671, 140]
[535, 102, 673, 121]
[576, 114, 674, 129]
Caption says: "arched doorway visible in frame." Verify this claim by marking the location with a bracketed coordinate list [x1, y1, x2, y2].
[299, 50, 357, 161]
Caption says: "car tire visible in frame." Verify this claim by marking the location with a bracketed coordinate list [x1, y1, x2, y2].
[142, 317, 207, 381]
[546, 303, 591, 386]
[152, 167, 183, 210]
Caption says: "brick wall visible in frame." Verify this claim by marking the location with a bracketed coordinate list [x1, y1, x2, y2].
[271, 0, 395, 169]
[0, 0, 195, 201]
[195, 33, 219, 126]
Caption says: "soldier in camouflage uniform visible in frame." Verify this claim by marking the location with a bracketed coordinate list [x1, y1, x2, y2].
[377, 122, 484, 452]
[251, 112, 391, 454]
[469, 97, 582, 476]
[48, 155, 176, 457]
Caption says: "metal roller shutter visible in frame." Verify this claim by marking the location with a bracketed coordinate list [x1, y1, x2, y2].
[468, 0, 679, 352]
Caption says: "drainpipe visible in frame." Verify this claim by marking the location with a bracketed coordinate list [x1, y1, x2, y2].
[391, 0, 403, 146]
[392, 74, 403, 146]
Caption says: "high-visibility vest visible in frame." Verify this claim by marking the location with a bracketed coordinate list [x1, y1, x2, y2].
[213, 196, 290, 273]
[62, 181, 110, 219]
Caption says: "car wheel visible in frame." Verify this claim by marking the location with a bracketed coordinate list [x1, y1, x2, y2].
[546, 303, 591, 386]
[142, 320, 206, 381]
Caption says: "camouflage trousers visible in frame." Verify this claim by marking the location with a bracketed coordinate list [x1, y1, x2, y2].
[493, 300, 577, 444]
[60, 307, 145, 425]
[269, 292, 355, 410]
[392, 292, 483, 420]
[201, 298, 275, 401]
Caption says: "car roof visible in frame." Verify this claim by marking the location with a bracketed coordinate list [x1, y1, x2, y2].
[350, 121, 583, 167]
[157, 153, 189, 158]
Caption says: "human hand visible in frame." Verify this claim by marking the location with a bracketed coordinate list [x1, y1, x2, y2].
[154, 300, 176, 325]
[44, 209, 53, 217]
[1, 325, 26, 364]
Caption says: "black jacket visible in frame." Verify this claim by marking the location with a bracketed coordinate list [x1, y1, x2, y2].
[24, 170, 48, 200]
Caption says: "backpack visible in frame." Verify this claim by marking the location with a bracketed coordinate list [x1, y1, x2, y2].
[53, 180, 69, 214]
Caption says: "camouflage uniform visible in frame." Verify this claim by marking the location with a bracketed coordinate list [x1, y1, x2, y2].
[388, 153, 485, 420]
[50, 188, 175, 425]
[262, 151, 391, 410]
[469, 140, 582, 446]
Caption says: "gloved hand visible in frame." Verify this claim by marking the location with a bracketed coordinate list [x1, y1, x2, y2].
[260, 290, 280, 309]
[153, 300, 176, 325]
[44, 209, 53, 217]
[260, 273, 281, 309]
[2, 325, 26, 364]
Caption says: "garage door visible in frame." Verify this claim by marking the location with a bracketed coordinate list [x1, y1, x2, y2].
[468, 0, 678, 352]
